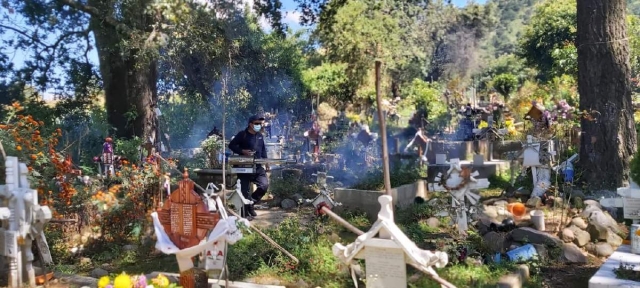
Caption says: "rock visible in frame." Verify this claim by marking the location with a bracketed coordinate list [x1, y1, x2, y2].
[607, 232, 623, 247]
[569, 226, 591, 247]
[497, 274, 522, 288]
[123, 244, 138, 251]
[582, 205, 603, 218]
[79, 257, 91, 266]
[295, 279, 310, 288]
[603, 206, 619, 219]
[586, 224, 608, 241]
[560, 243, 587, 263]
[477, 216, 500, 236]
[572, 197, 584, 209]
[280, 199, 297, 210]
[291, 193, 304, 203]
[515, 187, 532, 197]
[483, 232, 508, 254]
[571, 189, 586, 199]
[517, 264, 530, 280]
[594, 242, 614, 257]
[553, 197, 564, 208]
[426, 217, 440, 228]
[482, 205, 513, 222]
[571, 217, 588, 229]
[561, 228, 575, 243]
[526, 197, 542, 208]
[482, 205, 498, 219]
[583, 199, 601, 208]
[532, 244, 548, 261]
[494, 200, 509, 207]
[511, 227, 562, 247]
[90, 268, 109, 278]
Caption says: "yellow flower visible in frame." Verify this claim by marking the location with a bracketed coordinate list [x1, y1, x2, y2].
[114, 272, 133, 288]
[635, 229, 640, 236]
[152, 274, 170, 287]
[478, 121, 488, 129]
[98, 276, 111, 288]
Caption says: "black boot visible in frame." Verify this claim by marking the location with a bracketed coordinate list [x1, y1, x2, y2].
[242, 205, 255, 219]
[246, 204, 258, 217]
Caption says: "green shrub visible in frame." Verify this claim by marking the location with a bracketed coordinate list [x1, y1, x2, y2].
[351, 160, 426, 191]
[269, 176, 317, 199]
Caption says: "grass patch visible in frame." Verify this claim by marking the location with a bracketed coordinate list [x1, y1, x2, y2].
[411, 263, 543, 288]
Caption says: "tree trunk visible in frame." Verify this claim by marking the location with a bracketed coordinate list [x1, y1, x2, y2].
[89, 18, 158, 144]
[577, 0, 637, 189]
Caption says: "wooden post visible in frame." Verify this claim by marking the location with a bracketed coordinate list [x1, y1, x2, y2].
[375, 61, 392, 197]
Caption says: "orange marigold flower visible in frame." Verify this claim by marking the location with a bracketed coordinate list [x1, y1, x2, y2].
[16, 145, 22, 151]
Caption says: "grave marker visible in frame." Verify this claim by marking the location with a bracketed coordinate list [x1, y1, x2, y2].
[0, 156, 53, 287]
[157, 170, 220, 249]
[332, 195, 449, 288]
[364, 244, 407, 287]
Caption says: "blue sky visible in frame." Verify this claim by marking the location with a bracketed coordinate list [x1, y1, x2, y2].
[3, 0, 486, 97]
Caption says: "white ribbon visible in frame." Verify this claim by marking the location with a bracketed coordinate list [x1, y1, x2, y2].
[151, 211, 249, 272]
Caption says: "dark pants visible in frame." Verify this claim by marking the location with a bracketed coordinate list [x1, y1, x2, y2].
[239, 168, 269, 202]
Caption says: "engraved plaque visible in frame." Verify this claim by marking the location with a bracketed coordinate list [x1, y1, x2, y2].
[1, 230, 18, 258]
[364, 246, 407, 288]
[157, 173, 220, 249]
[182, 204, 194, 236]
[624, 198, 640, 219]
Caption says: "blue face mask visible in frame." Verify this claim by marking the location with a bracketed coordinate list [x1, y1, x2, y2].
[252, 125, 262, 132]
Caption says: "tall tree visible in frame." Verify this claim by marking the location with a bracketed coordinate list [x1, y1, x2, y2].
[577, 0, 637, 188]
[1, 0, 285, 141]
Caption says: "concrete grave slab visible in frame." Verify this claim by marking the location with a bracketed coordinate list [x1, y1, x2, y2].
[149, 272, 286, 288]
[589, 245, 640, 288]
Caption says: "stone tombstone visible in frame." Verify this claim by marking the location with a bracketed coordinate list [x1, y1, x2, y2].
[364, 243, 407, 287]
[602, 187, 640, 222]
[157, 169, 220, 249]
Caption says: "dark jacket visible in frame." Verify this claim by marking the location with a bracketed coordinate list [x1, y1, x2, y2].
[228, 129, 267, 159]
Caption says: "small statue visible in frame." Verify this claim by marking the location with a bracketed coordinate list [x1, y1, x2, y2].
[103, 137, 114, 176]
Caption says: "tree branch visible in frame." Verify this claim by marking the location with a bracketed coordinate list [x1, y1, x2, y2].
[0, 24, 48, 47]
[56, 0, 131, 33]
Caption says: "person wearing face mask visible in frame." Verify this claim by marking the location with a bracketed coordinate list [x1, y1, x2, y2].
[228, 114, 270, 219]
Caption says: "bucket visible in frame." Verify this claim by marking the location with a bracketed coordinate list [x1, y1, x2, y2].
[506, 244, 537, 262]
[530, 210, 545, 231]
[631, 224, 640, 254]
[507, 203, 526, 218]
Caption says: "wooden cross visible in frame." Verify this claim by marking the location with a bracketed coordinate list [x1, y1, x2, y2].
[157, 169, 220, 249]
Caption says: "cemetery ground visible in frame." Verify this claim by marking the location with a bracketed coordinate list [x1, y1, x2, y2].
[41, 182, 565, 288]
[0, 104, 627, 288]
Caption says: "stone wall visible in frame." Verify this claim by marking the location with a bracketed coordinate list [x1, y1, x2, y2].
[334, 180, 428, 220]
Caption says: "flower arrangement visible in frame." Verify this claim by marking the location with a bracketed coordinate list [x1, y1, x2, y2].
[97, 273, 181, 288]
[477, 120, 488, 129]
